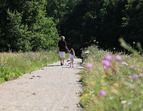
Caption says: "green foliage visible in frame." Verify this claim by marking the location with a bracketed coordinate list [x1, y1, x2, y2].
[57, 0, 143, 56]
[6, 10, 32, 51]
[119, 38, 138, 55]
[122, 0, 143, 42]
[1, 0, 143, 55]
[0, 51, 59, 82]
[80, 46, 143, 111]
[0, 0, 59, 52]
[46, 0, 80, 24]
[31, 17, 59, 51]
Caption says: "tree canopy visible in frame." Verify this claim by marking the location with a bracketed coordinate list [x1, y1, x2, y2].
[0, 0, 59, 52]
[0, 0, 143, 55]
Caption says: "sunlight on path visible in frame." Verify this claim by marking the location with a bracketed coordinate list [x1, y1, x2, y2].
[0, 59, 83, 111]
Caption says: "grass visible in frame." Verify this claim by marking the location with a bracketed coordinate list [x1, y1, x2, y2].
[0, 51, 59, 83]
[80, 46, 143, 111]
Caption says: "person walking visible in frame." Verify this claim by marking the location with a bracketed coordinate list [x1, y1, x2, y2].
[69, 48, 75, 68]
[58, 36, 69, 66]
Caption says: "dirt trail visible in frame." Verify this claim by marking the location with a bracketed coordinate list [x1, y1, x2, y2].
[0, 59, 83, 111]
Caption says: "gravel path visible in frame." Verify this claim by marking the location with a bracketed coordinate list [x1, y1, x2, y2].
[0, 59, 83, 111]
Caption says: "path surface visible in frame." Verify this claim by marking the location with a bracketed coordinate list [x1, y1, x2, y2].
[0, 59, 83, 111]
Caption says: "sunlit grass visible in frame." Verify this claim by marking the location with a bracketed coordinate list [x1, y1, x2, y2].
[0, 51, 59, 83]
[80, 46, 143, 111]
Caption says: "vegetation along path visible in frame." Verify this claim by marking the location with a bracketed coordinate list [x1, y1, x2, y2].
[0, 59, 83, 111]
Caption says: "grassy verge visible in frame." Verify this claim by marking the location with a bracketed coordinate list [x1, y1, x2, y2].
[0, 51, 59, 83]
[80, 46, 143, 111]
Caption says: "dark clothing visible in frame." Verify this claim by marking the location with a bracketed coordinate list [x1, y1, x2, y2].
[58, 40, 67, 51]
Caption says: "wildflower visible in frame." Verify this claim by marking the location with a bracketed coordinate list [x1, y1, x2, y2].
[84, 50, 90, 54]
[102, 60, 111, 68]
[121, 62, 128, 66]
[103, 54, 112, 61]
[89, 81, 96, 85]
[113, 83, 119, 89]
[86, 63, 93, 69]
[101, 87, 107, 90]
[99, 90, 106, 96]
[114, 55, 122, 61]
[121, 100, 127, 104]
[83, 93, 89, 97]
[82, 93, 89, 98]
[139, 73, 143, 77]
[129, 74, 139, 80]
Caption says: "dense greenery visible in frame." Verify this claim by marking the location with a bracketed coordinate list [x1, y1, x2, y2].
[80, 46, 143, 111]
[0, 0, 59, 52]
[46, 0, 80, 25]
[58, 0, 143, 55]
[0, 51, 59, 83]
[0, 0, 143, 55]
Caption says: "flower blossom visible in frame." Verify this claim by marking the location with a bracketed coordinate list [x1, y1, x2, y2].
[103, 54, 112, 61]
[89, 81, 96, 85]
[86, 63, 93, 69]
[99, 90, 106, 96]
[113, 83, 119, 89]
[102, 60, 111, 68]
[129, 74, 139, 80]
[121, 62, 128, 66]
[114, 55, 122, 61]
[139, 73, 143, 77]
[121, 100, 127, 104]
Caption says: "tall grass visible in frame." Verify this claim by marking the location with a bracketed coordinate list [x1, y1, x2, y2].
[0, 51, 59, 83]
[80, 46, 143, 111]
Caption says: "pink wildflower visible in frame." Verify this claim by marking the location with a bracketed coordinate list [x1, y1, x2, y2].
[114, 55, 122, 61]
[86, 63, 93, 69]
[99, 90, 106, 96]
[121, 62, 128, 66]
[102, 60, 111, 68]
[139, 73, 143, 77]
[129, 74, 139, 80]
[103, 54, 112, 61]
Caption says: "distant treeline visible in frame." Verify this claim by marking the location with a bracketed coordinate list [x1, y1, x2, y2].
[0, 0, 143, 54]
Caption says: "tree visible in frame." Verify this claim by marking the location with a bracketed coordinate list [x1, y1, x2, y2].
[122, 0, 143, 45]
[46, 0, 80, 25]
[59, 0, 128, 54]
[0, 0, 59, 52]
[59, 0, 105, 54]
